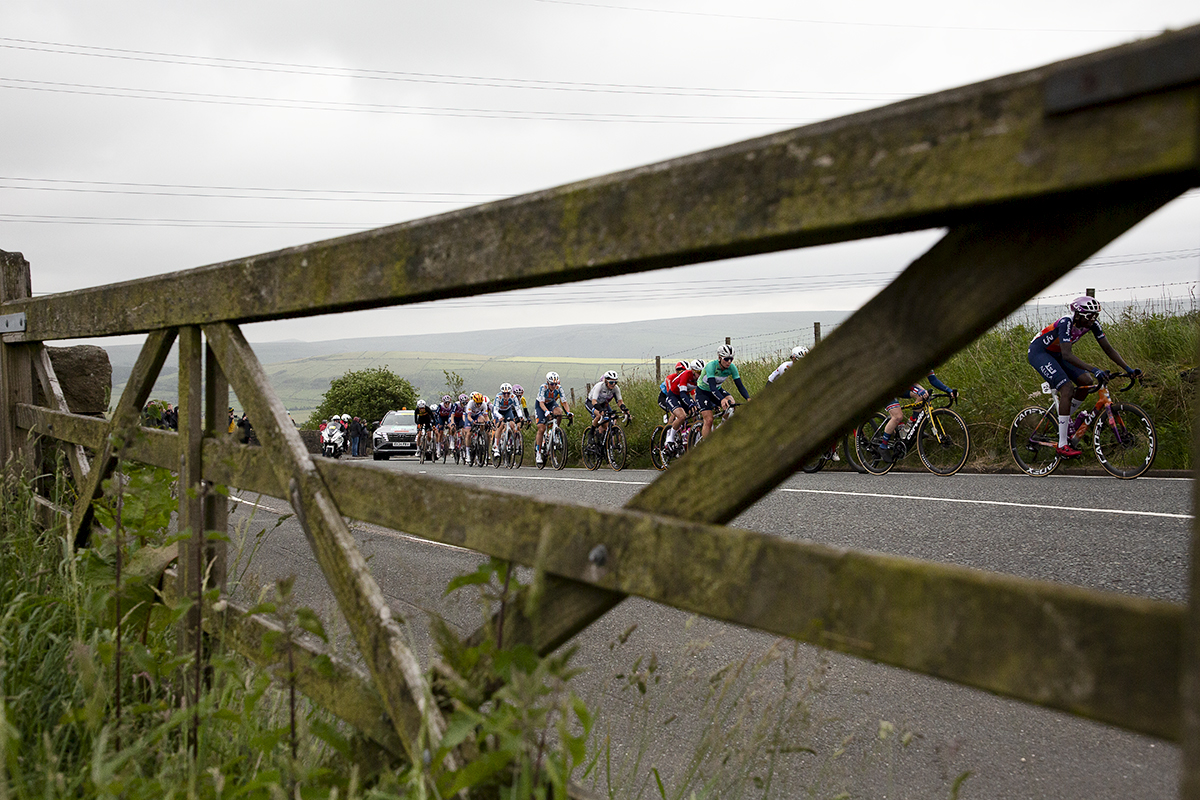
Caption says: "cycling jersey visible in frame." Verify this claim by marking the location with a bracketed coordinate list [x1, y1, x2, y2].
[518, 396, 530, 422]
[415, 407, 435, 427]
[698, 359, 739, 393]
[665, 369, 699, 396]
[465, 399, 490, 419]
[494, 394, 519, 414]
[537, 383, 563, 408]
[588, 381, 623, 406]
[1030, 316, 1106, 354]
[767, 361, 791, 383]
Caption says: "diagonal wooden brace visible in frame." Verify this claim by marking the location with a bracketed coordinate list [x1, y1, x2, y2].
[490, 182, 1188, 654]
[30, 344, 90, 488]
[69, 328, 176, 549]
[201, 321, 450, 768]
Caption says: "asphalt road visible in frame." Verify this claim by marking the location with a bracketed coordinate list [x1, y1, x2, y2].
[228, 457, 1191, 799]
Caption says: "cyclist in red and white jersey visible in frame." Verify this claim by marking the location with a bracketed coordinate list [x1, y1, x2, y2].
[658, 358, 704, 453]
[1027, 296, 1138, 457]
[876, 371, 956, 458]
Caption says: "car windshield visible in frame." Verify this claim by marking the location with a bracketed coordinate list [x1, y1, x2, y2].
[381, 410, 415, 426]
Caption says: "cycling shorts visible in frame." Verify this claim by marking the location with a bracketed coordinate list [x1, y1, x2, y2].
[536, 405, 562, 424]
[585, 399, 612, 414]
[498, 407, 518, 423]
[659, 390, 690, 413]
[1028, 349, 1088, 391]
[695, 388, 728, 412]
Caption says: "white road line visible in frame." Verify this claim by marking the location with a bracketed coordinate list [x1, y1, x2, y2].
[779, 488, 1193, 520]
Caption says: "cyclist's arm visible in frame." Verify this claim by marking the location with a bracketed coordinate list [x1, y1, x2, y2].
[926, 372, 950, 393]
[1098, 337, 1132, 373]
[733, 377, 750, 400]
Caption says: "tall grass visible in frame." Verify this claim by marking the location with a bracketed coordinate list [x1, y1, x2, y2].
[572, 306, 1196, 471]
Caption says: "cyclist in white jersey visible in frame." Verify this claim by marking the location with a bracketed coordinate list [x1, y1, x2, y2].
[767, 346, 808, 383]
[586, 370, 632, 438]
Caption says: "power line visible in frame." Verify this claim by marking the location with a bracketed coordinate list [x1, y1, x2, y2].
[0, 36, 911, 102]
[0, 178, 506, 204]
[0, 76, 815, 125]
[533, 0, 1160, 34]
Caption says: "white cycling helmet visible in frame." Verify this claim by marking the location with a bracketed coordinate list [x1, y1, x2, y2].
[546, 371, 560, 384]
[341, 414, 350, 422]
[417, 399, 427, 409]
[483, 395, 491, 404]
[791, 346, 809, 359]
[603, 370, 618, 382]
[717, 344, 734, 360]
[500, 382, 513, 394]
[689, 358, 705, 372]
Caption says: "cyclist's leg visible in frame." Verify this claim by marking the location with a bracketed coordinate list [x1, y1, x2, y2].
[697, 390, 718, 438]
[1030, 349, 1082, 450]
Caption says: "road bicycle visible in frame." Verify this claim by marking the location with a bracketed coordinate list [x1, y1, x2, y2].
[467, 421, 491, 468]
[649, 410, 701, 471]
[417, 424, 437, 464]
[536, 412, 571, 471]
[800, 432, 868, 474]
[492, 422, 525, 469]
[581, 407, 630, 471]
[854, 391, 970, 476]
[1009, 371, 1155, 479]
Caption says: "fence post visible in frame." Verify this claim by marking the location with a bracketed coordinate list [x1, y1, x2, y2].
[814, 322, 822, 344]
[177, 326, 205, 748]
[655, 356, 661, 384]
[570, 388, 576, 407]
[725, 336, 731, 346]
[0, 250, 34, 476]
[203, 339, 228, 593]
[1086, 287, 1095, 297]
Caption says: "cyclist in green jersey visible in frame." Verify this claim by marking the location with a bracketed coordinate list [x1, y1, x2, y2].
[695, 344, 751, 440]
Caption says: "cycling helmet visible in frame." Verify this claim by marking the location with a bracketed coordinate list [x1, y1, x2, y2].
[674, 361, 687, 372]
[341, 414, 350, 422]
[500, 382, 513, 394]
[472, 392, 484, 404]
[791, 346, 809, 359]
[717, 344, 734, 360]
[1069, 296, 1101, 318]
[513, 384, 524, 396]
[417, 399, 427, 409]
[546, 371, 560, 384]
[458, 393, 468, 403]
[689, 358, 705, 372]
[603, 370, 619, 382]
[483, 395, 491, 405]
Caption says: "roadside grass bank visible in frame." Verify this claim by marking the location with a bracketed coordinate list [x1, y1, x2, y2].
[532, 307, 1196, 473]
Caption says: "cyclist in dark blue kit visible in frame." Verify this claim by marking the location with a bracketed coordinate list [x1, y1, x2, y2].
[1027, 296, 1139, 458]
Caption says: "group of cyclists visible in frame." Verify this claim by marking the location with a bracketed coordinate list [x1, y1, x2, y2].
[397, 294, 1141, 470]
[412, 369, 639, 466]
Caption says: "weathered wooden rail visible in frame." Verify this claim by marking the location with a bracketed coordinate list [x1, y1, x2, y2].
[3, 23, 1200, 794]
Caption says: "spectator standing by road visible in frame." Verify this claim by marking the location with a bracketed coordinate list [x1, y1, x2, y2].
[349, 416, 365, 457]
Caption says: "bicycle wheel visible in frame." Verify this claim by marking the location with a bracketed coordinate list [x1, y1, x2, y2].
[917, 408, 970, 476]
[511, 432, 524, 469]
[491, 435, 503, 468]
[607, 425, 627, 471]
[800, 443, 829, 473]
[853, 412, 894, 475]
[1009, 406, 1061, 477]
[1094, 402, 1156, 479]
[841, 432, 868, 474]
[650, 426, 668, 471]
[418, 436, 427, 464]
[688, 425, 703, 452]
[535, 438, 547, 469]
[581, 427, 600, 471]
[550, 428, 567, 470]
[440, 437, 448, 463]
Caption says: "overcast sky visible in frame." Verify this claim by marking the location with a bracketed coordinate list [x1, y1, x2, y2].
[2, 1, 1197, 345]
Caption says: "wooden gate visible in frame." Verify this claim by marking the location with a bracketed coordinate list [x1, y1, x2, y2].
[3, 23, 1200, 794]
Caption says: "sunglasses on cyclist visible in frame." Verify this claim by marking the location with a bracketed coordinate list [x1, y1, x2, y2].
[720, 356, 733, 363]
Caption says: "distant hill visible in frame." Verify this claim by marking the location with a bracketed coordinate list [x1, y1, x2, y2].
[103, 310, 852, 419]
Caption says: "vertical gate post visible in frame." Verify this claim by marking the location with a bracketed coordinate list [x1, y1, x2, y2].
[204, 340, 228, 593]
[0, 250, 34, 476]
[814, 322, 822, 344]
[176, 326, 205, 722]
[1182, 324, 1200, 799]
[655, 356, 661, 384]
